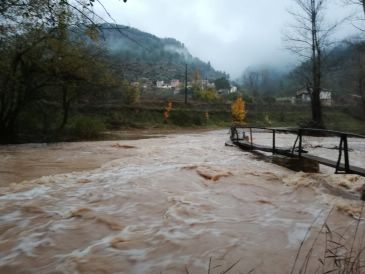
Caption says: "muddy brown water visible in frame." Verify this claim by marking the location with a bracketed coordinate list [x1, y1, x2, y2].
[0, 130, 364, 273]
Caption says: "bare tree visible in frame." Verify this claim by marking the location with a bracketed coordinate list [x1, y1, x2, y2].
[285, 0, 338, 128]
[346, 0, 365, 14]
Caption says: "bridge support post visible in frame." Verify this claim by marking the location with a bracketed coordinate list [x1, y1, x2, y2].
[250, 128, 253, 149]
[272, 130, 276, 155]
[298, 130, 303, 157]
[343, 135, 350, 173]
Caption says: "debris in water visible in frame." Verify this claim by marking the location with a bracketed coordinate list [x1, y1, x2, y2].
[78, 178, 92, 184]
[111, 144, 136, 149]
[183, 165, 233, 182]
[256, 199, 274, 205]
[21, 205, 45, 214]
[336, 202, 363, 219]
[111, 237, 127, 248]
[69, 208, 123, 230]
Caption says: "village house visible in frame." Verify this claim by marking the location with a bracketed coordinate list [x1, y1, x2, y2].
[156, 81, 165, 88]
[230, 86, 238, 93]
[296, 88, 333, 106]
[217, 89, 231, 95]
[170, 79, 181, 88]
[156, 80, 171, 89]
[196, 79, 215, 89]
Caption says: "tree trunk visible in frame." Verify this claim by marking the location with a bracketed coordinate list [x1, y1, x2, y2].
[359, 77, 365, 117]
[310, 0, 323, 128]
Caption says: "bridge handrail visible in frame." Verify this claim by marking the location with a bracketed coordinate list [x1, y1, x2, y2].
[231, 125, 365, 139]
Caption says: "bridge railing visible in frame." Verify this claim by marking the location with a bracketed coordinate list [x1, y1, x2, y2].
[230, 125, 365, 176]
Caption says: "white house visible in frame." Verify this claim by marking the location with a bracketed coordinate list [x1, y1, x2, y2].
[156, 81, 165, 88]
[230, 86, 238, 93]
[296, 88, 332, 106]
[170, 79, 181, 88]
[156, 81, 171, 89]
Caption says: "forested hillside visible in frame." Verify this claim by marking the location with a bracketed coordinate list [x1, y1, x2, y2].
[100, 24, 228, 81]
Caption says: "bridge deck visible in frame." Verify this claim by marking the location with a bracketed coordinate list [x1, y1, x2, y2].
[301, 154, 365, 176]
[233, 140, 293, 157]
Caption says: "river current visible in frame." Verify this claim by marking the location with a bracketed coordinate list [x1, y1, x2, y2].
[0, 130, 364, 273]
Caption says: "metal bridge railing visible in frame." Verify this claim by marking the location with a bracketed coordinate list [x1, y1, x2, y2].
[229, 125, 365, 176]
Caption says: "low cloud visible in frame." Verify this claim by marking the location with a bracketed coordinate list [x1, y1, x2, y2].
[97, 0, 361, 78]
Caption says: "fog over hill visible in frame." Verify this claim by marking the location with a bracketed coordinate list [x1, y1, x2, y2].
[96, 0, 360, 79]
[99, 24, 228, 82]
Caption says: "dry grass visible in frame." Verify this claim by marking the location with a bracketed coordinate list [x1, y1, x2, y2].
[291, 203, 365, 274]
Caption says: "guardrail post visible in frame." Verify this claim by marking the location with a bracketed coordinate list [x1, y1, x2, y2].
[343, 135, 350, 173]
[298, 129, 302, 157]
[335, 137, 344, 174]
[250, 128, 253, 149]
[272, 129, 276, 154]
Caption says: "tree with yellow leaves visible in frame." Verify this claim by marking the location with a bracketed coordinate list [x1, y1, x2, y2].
[231, 97, 247, 124]
[164, 101, 173, 122]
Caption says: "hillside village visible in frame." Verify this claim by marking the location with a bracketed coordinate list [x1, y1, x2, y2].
[132, 78, 238, 95]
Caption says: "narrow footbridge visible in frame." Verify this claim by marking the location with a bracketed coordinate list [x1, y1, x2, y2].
[228, 125, 365, 177]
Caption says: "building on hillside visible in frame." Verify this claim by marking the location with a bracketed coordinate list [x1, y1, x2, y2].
[156, 81, 165, 88]
[156, 80, 172, 89]
[296, 88, 333, 106]
[217, 89, 230, 95]
[230, 86, 238, 93]
[196, 79, 214, 88]
[207, 82, 216, 89]
[170, 79, 181, 88]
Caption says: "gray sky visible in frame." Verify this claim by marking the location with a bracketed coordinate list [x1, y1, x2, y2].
[97, 0, 360, 79]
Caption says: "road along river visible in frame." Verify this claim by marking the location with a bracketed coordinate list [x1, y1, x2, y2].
[0, 130, 364, 273]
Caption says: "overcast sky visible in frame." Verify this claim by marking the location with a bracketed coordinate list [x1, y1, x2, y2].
[96, 0, 361, 79]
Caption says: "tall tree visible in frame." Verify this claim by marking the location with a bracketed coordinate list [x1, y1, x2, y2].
[285, 0, 337, 128]
[0, 0, 124, 143]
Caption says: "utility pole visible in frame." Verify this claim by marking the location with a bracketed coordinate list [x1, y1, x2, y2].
[185, 63, 188, 104]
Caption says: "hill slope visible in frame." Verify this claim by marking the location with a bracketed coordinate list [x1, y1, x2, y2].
[99, 24, 228, 82]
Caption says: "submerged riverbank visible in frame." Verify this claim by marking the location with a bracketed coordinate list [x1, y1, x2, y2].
[0, 128, 213, 186]
[0, 130, 364, 273]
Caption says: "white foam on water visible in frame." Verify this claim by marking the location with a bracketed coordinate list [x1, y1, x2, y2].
[0, 130, 364, 273]
[0, 185, 50, 200]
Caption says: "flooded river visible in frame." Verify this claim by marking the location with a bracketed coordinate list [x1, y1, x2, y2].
[0, 130, 364, 273]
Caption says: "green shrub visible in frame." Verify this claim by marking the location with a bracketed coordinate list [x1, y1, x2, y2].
[70, 116, 106, 139]
[169, 110, 205, 126]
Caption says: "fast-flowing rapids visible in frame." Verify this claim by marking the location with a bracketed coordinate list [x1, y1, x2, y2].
[0, 130, 364, 273]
